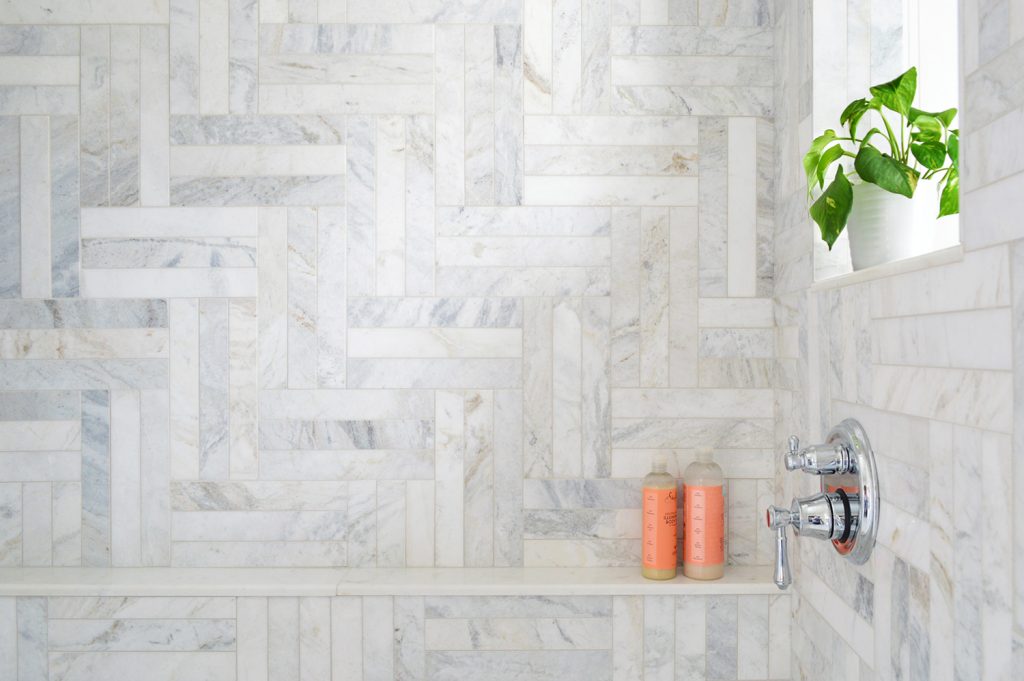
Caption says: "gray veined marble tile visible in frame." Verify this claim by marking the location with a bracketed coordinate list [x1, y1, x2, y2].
[0, 26, 80, 55]
[437, 206, 611, 237]
[170, 175, 346, 206]
[170, 114, 346, 145]
[172, 540, 348, 567]
[228, 0, 257, 114]
[523, 479, 640, 510]
[81, 390, 110, 567]
[258, 449, 434, 481]
[0, 390, 79, 420]
[348, 297, 522, 328]
[425, 616, 612, 651]
[0, 116, 17, 299]
[707, 596, 738, 680]
[424, 650, 613, 681]
[259, 419, 434, 450]
[170, 481, 349, 511]
[48, 618, 236, 652]
[495, 24, 524, 206]
[611, 417, 771, 449]
[644, 596, 675, 681]
[259, 23, 436, 55]
[0, 359, 168, 390]
[50, 114, 80, 297]
[81, 237, 257, 268]
[396, 597, 426, 679]
[17, 597, 47, 680]
[611, 85, 773, 117]
[346, 115, 376, 297]
[425, 596, 612, 619]
[0, 299, 167, 329]
[610, 26, 774, 56]
[172, 510, 349, 542]
[198, 299, 229, 479]
[523, 509, 640, 540]
[0, 483, 20, 565]
[287, 207, 317, 389]
[110, 26, 141, 207]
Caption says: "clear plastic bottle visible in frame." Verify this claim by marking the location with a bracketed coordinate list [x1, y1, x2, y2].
[682, 447, 725, 580]
[641, 457, 678, 580]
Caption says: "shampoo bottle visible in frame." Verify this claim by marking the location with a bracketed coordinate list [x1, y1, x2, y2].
[641, 457, 678, 580]
[682, 447, 725, 580]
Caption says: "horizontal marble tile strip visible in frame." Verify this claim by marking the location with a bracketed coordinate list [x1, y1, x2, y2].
[523, 509, 641, 540]
[48, 618, 236, 651]
[524, 145, 697, 176]
[48, 651, 235, 681]
[170, 115, 346, 145]
[437, 207, 610, 237]
[425, 650, 612, 681]
[170, 145, 346, 176]
[435, 267, 610, 297]
[259, 389, 434, 420]
[0, 56, 78, 85]
[425, 596, 612, 619]
[171, 482, 350, 511]
[0, 360, 167, 390]
[81, 238, 257, 268]
[258, 450, 434, 480]
[610, 85, 773, 117]
[0, 451, 79, 481]
[170, 175, 345, 206]
[171, 541, 347, 567]
[259, 23, 435, 55]
[425, 617, 613, 651]
[524, 116, 699, 146]
[610, 56, 773, 86]
[82, 207, 258, 238]
[523, 480, 640, 510]
[0, 329, 169, 359]
[698, 298, 774, 327]
[611, 417, 773, 449]
[0, 300, 167, 329]
[609, 448, 774, 479]
[523, 176, 698, 206]
[259, 84, 433, 115]
[48, 597, 235, 619]
[0, 26, 81, 55]
[0, 85, 77, 115]
[524, 539, 639, 568]
[80, 269, 257, 298]
[0, 420, 79, 450]
[345, 0, 520, 23]
[260, 55, 434, 84]
[347, 359, 522, 389]
[436, 237, 609, 267]
[0, 391, 79, 420]
[172, 511, 349, 542]
[610, 388, 774, 418]
[347, 297, 523, 328]
[259, 419, 434, 450]
[348, 328, 522, 358]
[0, 0, 169, 23]
[610, 26, 774, 56]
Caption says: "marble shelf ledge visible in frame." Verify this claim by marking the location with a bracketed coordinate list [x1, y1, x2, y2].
[0, 566, 776, 597]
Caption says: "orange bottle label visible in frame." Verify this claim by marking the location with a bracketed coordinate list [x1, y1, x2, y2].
[683, 485, 724, 565]
[642, 487, 678, 570]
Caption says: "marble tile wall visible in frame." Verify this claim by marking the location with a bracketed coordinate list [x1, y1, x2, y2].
[0, 593, 790, 681]
[0, 0, 777, 574]
[774, 1, 1024, 679]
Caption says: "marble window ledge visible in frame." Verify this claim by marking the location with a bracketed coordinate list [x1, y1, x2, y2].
[811, 243, 964, 290]
[0, 566, 775, 597]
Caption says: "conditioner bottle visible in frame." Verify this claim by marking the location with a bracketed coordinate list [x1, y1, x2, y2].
[641, 457, 678, 580]
[682, 447, 725, 580]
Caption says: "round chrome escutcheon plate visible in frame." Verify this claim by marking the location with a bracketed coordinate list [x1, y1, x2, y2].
[820, 418, 879, 565]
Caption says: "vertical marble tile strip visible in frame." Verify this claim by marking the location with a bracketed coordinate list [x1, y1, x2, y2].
[317, 207, 347, 387]
[669, 207, 699, 387]
[238, 597, 269, 681]
[668, 0, 697, 24]
[395, 597, 425, 681]
[19, 115, 50, 299]
[644, 595, 674, 681]
[289, 0, 317, 23]
[406, 115, 435, 296]
[81, 390, 111, 567]
[611, 207, 640, 387]
[523, 298, 554, 478]
[261, 0, 288, 22]
[80, 26, 110, 207]
[640, 0, 669, 23]
[675, 596, 706, 681]
[698, 117, 727, 296]
[170, 0, 201, 114]
[524, 0, 553, 113]
[0, 598, 14, 679]
[50, 115, 80, 297]
[464, 26, 495, 206]
[728, 479, 756, 564]
[754, 118, 773, 296]
[494, 389, 524, 566]
[612, 596, 643, 681]
[317, 0, 345, 21]
[495, 24, 524, 206]
[21, 482, 51, 566]
[929, 421, 954, 680]
[582, 298, 611, 478]
[982, 432, 1013, 678]
[376, 116, 406, 296]
[1013, 243, 1024, 645]
[269, 598, 300, 681]
[169, 299, 200, 480]
[229, 298, 259, 478]
[726, 117, 757, 297]
[435, 25, 466, 206]
[229, 0, 258, 114]
[16, 597, 46, 681]
[300, 597, 332, 681]
[332, 597, 363, 681]
[435, 391, 465, 567]
[553, 0, 583, 113]
[953, 426, 983, 681]
[464, 390, 495, 567]
[0, 484, 20, 565]
[363, 597, 395, 681]
[581, 0, 611, 113]
[737, 595, 769, 679]
[52, 481, 81, 566]
[377, 480, 406, 567]
[346, 116, 376, 297]
[140, 389, 171, 566]
[553, 298, 583, 478]
[406, 480, 435, 567]
[110, 390, 142, 566]
[110, 26, 141, 207]
[140, 25, 170, 207]
[0, 117, 17, 298]
[199, 0, 230, 115]
[767, 595, 790, 680]
[707, 596, 738, 680]
[199, 299, 230, 479]
[259, 208, 289, 390]
[640, 208, 669, 387]
[347, 480, 376, 568]
[288, 208, 318, 389]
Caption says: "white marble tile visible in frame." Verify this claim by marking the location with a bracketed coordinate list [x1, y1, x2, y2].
[229, 299, 258, 478]
[48, 618, 235, 651]
[362, 596, 394, 681]
[140, 26, 170, 207]
[348, 328, 522, 359]
[331, 597, 363, 680]
[21, 481, 51, 566]
[19, 114, 49, 298]
[300, 597, 331, 681]
[269, 597, 300, 681]
[613, 596, 642, 681]
[140, 390, 170, 566]
[52, 481, 81, 566]
[425, 616, 611, 651]
[287, 208, 318, 389]
[525, 0, 553, 113]
[50, 651, 236, 681]
[259, 207, 288, 390]
[110, 390, 142, 567]
[0, 597, 14, 679]
[675, 596, 706, 681]
[171, 145, 346, 176]
[238, 597, 269, 681]
[524, 176, 698, 206]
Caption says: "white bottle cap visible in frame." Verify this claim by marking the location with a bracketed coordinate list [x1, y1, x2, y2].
[695, 447, 714, 463]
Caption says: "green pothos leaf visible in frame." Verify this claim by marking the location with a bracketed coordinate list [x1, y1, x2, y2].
[870, 67, 918, 117]
[810, 166, 854, 250]
[854, 145, 920, 198]
[911, 140, 947, 170]
[939, 171, 959, 217]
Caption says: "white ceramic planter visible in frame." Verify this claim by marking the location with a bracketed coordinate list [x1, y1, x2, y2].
[845, 180, 946, 270]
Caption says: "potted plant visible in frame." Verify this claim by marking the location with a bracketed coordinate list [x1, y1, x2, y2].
[804, 67, 959, 270]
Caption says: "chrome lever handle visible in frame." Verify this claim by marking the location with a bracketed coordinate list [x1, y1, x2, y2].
[766, 505, 793, 590]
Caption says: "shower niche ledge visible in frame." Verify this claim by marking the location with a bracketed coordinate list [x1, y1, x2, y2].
[0, 566, 775, 597]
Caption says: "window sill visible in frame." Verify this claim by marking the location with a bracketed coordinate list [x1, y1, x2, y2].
[811, 244, 964, 291]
